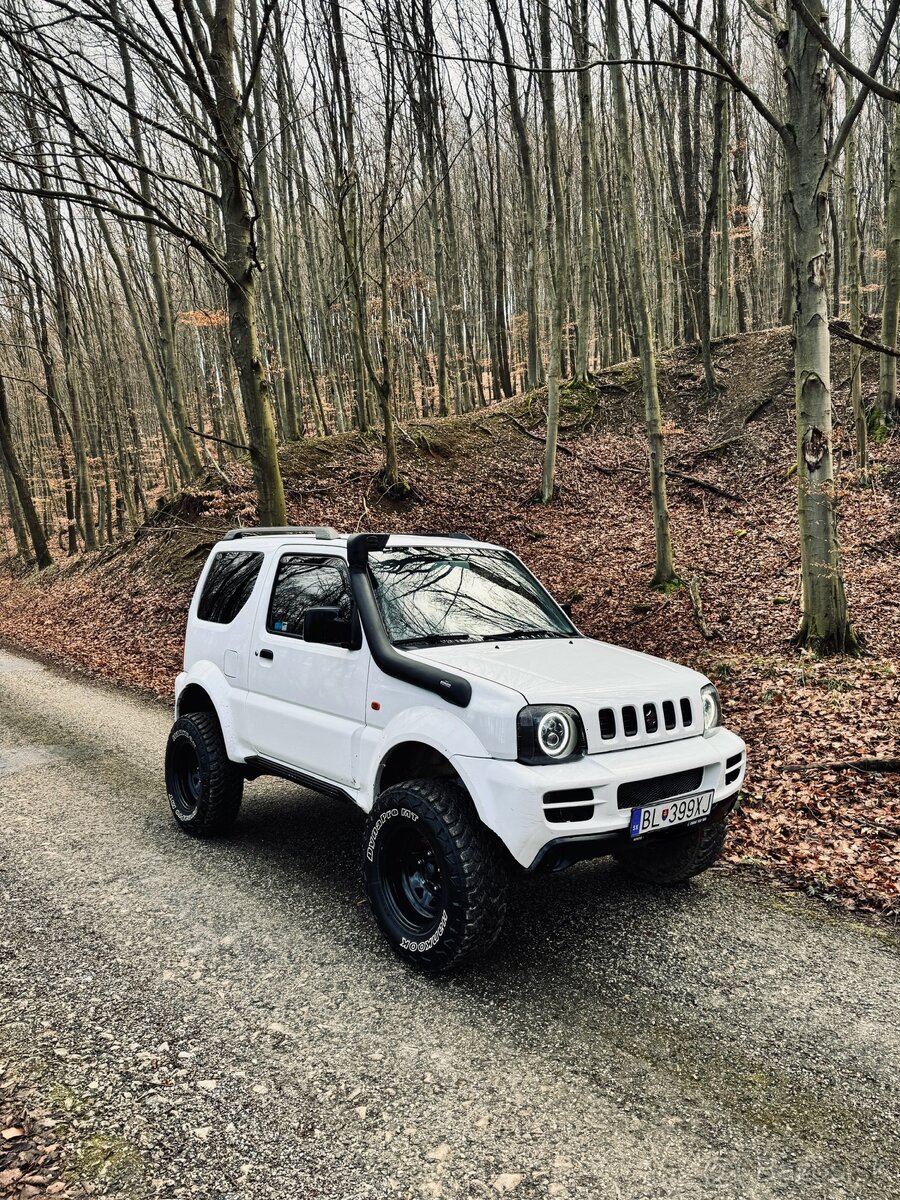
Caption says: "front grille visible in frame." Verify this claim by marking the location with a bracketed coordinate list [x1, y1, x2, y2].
[618, 767, 706, 810]
[597, 695, 695, 746]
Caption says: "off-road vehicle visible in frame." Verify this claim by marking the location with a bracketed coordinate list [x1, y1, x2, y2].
[166, 528, 746, 970]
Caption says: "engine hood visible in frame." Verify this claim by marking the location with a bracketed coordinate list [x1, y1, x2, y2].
[411, 636, 707, 705]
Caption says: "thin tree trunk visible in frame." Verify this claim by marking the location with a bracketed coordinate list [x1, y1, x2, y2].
[487, 0, 542, 390]
[843, 0, 866, 472]
[113, 0, 202, 480]
[879, 102, 900, 424]
[539, 0, 568, 503]
[0, 377, 52, 568]
[607, 0, 675, 585]
[570, 0, 595, 382]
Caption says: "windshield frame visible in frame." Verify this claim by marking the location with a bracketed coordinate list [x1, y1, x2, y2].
[366, 545, 580, 648]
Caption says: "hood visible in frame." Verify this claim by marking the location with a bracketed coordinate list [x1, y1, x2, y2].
[411, 637, 706, 705]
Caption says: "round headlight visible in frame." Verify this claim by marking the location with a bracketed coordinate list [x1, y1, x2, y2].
[537, 710, 577, 758]
[701, 684, 721, 734]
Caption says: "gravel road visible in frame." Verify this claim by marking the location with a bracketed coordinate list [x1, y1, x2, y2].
[1, 647, 898, 1200]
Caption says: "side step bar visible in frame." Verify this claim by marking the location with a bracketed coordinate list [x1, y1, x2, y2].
[243, 755, 355, 805]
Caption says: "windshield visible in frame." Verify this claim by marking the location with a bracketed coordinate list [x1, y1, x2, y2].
[368, 547, 578, 647]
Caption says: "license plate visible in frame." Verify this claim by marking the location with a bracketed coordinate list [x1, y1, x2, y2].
[629, 790, 713, 838]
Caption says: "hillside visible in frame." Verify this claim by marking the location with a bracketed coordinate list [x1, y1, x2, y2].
[1, 328, 898, 917]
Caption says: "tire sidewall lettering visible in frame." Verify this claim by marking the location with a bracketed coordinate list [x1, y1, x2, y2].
[400, 908, 448, 953]
[366, 806, 400, 862]
[168, 723, 203, 820]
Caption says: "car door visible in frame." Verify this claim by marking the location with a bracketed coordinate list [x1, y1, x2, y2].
[244, 552, 368, 786]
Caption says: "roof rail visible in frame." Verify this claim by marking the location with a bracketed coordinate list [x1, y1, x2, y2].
[411, 531, 474, 541]
[223, 526, 340, 541]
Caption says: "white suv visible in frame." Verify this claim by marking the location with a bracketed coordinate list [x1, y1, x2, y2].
[166, 528, 746, 970]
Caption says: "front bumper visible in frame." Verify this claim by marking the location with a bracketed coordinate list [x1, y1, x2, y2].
[453, 726, 746, 870]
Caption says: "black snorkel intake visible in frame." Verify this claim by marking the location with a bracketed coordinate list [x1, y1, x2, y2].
[346, 533, 472, 708]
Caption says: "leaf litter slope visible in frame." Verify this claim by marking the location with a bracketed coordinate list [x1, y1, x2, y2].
[0, 328, 897, 916]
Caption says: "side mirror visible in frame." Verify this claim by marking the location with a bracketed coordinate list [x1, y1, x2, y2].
[303, 606, 351, 647]
[561, 601, 573, 618]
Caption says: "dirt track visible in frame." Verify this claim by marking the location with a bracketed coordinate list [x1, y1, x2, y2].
[1, 646, 898, 1199]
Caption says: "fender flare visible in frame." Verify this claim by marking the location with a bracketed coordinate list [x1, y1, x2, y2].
[364, 705, 498, 823]
[175, 661, 243, 761]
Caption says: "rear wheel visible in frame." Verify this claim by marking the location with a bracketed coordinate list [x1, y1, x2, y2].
[613, 815, 729, 885]
[165, 712, 242, 837]
[363, 779, 507, 972]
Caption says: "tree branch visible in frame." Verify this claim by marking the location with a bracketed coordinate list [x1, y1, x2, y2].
[788, 0, 900, 103]
[185, 426, 250, 453]
[831, 0, 900, 159]
[829, 320, 900, 360]
[648, 0, 788, 137]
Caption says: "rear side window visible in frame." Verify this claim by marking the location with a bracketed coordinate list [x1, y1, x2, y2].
[268, 555, 350, 637]
[197, 551, 264, 624]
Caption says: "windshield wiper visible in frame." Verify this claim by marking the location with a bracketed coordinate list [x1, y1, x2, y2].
[480, 630, 566, 642]
[393, 633, 477, 648]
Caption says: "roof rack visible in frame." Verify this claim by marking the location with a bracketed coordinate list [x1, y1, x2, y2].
[223, 526, 340, 541]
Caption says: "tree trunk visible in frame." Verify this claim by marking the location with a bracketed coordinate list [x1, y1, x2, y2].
[570, 0, 595, 382]
[782, 3, 857, 652]
[208, 0, 286, 526]
[843, 0, 866, 472]
[487, 0, 542, 390]
[539, 0, 568, 504]
[699, 0, 727, 394]
[1, 453, 31, 560]
[113, 3, 202, 481]
[0, 377, 52, 568]
[607, 0, 675, 585]
[879, 102, 900, 424]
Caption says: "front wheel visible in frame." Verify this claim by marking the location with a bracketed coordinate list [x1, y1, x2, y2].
[362, 780, 508, 972]
[612, 815, 729, 885]
[165, 712, 243, 837]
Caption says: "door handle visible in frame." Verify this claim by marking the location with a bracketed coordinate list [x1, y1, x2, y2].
[258, 648, 274, 661]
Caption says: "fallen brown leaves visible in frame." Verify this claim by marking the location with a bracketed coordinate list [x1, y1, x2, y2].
[0, 329, 897, 918]
[0, 1069, 92, 1200]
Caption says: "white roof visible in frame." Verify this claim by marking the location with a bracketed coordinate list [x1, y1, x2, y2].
[213, 532, 502, 554]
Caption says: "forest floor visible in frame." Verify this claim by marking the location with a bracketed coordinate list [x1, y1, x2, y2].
[0, 327, 898, 919]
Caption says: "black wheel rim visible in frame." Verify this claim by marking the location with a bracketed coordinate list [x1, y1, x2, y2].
[171, 739, 203, 815]
[379, 821, 445, 935]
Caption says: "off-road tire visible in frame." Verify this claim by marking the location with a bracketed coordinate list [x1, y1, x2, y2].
[363, 779, 508, 972]
[165, 712, 243, 837]
[613, 815, 729, 885]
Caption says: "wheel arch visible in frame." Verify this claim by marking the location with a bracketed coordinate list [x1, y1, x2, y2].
[376, 740, 460, 796]
[174, 662, 243, 761]
[177, 682, 217, 717]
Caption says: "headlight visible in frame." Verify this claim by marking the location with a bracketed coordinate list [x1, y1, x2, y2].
[517, 705, 586, 764]
[701, 684, 721, 735]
